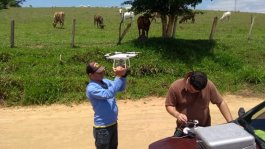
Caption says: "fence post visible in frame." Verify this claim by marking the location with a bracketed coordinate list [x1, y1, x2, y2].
[209, 17, 218, 41]
[118, 21, 123, 45]
[71, 18, 76, 48]
[247, 15, 255, 41]
[117, 21, 131, 45]
[10, 19, 15, 48]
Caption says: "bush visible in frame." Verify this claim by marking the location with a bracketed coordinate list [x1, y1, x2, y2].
[0, 52, 11, 63]
[238, 66, 265, 84]
[0, 76, 24, 106]
[23, 77, 86, 105]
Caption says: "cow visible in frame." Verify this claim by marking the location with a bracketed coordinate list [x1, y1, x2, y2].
[94, 15, 104, 29]
[150, 12, 161, 23]
[53, 11, 65, 28]
[121, 11, 134, 23]
[137, 16, 151, 38]
[179, 11, 204, 24]
[179, 14, 195, 24]
[220, 11, 231, 21]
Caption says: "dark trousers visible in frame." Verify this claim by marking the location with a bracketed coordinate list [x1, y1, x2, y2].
[93, 123, 118, 149]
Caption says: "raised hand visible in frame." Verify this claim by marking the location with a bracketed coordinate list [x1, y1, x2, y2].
[113, 66, 127, 77]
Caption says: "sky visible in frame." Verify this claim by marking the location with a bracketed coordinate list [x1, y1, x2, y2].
[22, 0, 265, 13]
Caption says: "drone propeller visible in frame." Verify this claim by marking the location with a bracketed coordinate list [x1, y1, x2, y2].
[126, 52, 141, 54]
[114, 52, 122, 54]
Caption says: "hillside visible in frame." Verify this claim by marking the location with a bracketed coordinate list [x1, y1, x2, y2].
[0, 7, 265, 106]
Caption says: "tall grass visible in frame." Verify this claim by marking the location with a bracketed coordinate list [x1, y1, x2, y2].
[0, 8, 265, 106]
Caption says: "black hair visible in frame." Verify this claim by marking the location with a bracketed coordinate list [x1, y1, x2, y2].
[189, 71, 208, 91]
[86, 63, 92, 75]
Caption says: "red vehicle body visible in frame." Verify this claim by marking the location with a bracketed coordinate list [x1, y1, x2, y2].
[149, 137, 197, 149]
[149, 101, 265, 149]
[149, 137, 261, 149]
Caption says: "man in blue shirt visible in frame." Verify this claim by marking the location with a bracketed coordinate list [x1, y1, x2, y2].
[86, 61, 127, 149]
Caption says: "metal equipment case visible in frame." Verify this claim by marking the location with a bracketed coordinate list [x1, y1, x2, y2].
[194, 123, 256, 149]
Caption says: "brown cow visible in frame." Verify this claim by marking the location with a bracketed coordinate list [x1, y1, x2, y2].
[94, 15, 104, 29]
[137, 16, 151, 38]
[179, 14, 195, 24]
[53, 11, 65, 28]
[179, 11, 204, 24]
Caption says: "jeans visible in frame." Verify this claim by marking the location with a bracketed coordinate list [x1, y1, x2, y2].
[93, 123, 118, 149]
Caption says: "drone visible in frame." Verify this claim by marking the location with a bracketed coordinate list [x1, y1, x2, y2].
[183, 120, 199, 135]
[174, 120, 199, 138]
[104, 52, 140, 68]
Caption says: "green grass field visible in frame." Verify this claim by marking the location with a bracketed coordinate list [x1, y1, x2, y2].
[0, 7, 265, 106]
[255, 129, 265, 141]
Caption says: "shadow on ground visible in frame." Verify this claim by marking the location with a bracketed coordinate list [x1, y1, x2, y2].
[131, 37, 216, 66]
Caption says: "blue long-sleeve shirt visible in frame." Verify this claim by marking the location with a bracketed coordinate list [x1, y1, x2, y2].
[86, 77, 126, 127]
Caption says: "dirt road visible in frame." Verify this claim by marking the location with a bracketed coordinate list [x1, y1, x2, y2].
[0, 95, 264, 149]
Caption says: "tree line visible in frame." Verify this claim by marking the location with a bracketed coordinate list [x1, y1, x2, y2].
[0, 0, 25, 9]
[123, 0, 212, 38]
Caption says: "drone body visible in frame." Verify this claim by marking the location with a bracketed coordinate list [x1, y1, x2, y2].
[105, 52, 140, 68]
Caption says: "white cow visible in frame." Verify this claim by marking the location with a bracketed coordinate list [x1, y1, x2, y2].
[119, 6, 134, 23]
[220, 11, 231, 21]
[123, 12, 134, 20]
[121, 11, 134, 23]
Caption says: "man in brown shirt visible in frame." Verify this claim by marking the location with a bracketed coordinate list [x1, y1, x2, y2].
[165, 71, 233, 129]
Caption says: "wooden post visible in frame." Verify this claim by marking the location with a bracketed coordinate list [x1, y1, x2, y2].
[209, 17, 218, 40]
[247, 15, 255, 41]
[59, 54, 63, 65]
[71, 18, 76, 48]
[118, 21, 122, 44]
[117, 22, 131, 45]
[10, 19, 15, 48]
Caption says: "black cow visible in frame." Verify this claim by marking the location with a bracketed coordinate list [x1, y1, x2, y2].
[137, 16, 151, 38]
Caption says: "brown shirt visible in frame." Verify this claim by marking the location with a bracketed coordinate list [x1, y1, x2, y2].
[165, 78, 223, 128]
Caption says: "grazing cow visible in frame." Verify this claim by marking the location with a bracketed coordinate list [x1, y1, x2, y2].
[137, 16, 151, 38]
[53, 11, 65, 28]
[179, 14, 195, 24]
[220, 11, 231, 21]
[94, 15, 104, 29]
[179, 11, 204, 24]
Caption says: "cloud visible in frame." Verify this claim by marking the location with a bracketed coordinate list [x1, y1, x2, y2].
[205, 0, 265, 13]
